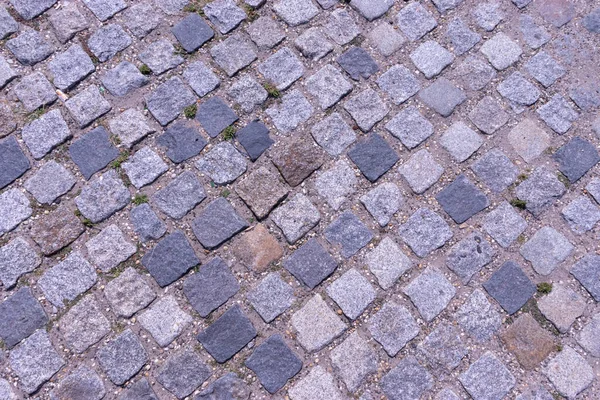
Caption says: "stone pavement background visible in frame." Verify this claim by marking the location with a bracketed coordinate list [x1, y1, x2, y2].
[0, 0, 600, 398]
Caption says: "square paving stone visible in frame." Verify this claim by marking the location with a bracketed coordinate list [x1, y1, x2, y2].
[48, 44, 95, 90]
[69, 126, 119, 180]
[184, 61, 220, 98]
[544, 346, 594, 399]
[247, 16, 285, 49]
[419, 77, 466, 116]
[21, 109, 70, 159]
[397, 2, 437, 41]
[146, 77, 196, 126]
[399, 149, 443, 194]
[97, 330, 148, 386]
[554, 137, 599, 183]
[248, 272, 294, 323]
[324, 212, 373, 258]
[327, 269, 375, 319]
[198, 305, 256, 363]
[417, 324, 467, 371]
[538, 284, 585, 333]
[25, 161, 75, 205]
[245, 334, 302, 394]
[436, 174, 489, 224]
[291, 294, 346, 352]
[210, 33, 257, 77]
[483, 261, 535, 314]
[271, 135, 324, 187]
[369, 23, 405, 57]
[58, 294, 110, 353]
[284, 238, 337, 289]
[273, 0, 318, 26]
[232, 224, 282, 272]
[348, 133, 398, 182]
[568, 83, 600, 112]
[289, 365, 344, 400]
[310, 113, 356, 156]
[122, 147, 167, 189]
[399, 208, 453, 258]
[410, 41, 454, 79]
[578, 313, 600, 357]
[360, 182, 402, 227]
[28, 204, 84, 255]
[480, 32, 522, 70]
[49, 2, 89, 43]
[196, 141, 246, 185]
[6, 30, 53, 66]
[500, 313, 555, 370]
[447, 232, 494, 284]
[471, 149, 518, 193]
[525, 51, 565, 88]
[306, 64, 353, 109]
[228, 77, 269, 115]
[452, 55, 497, 91]
[85, 224, 137, 272]
[236, 120, 273, 160]
[50, 366, 105, 400]
[14, 72, 57, 113]
[101, 61, 149, 97]
[65, 85, 111, 128]
[196, 97, 238, 138]
[337, 47, 379, 81]
[497, 72, 540, 111]
[9, 330, 64, 395]
[87, 24, 132, 62]
[271, 193, 321, 244]
[459, 352, 515, 400]
[172, 13, 214, 52]
[381, 356, 433, 400]
[157, 122, 206, 164]
[266, 89, 314, 133]
[152, 171, 206, 219]
[0, 135, 30, 189]
[156, 349, 211, 399]
[537, 93, 579, 134]
[0, 238, 40, 289]
[404, 267, 456, 322]
[0, 7, 17, 39]
[82, 0, 126, 21]
[142, 229, 199, 287]
[455, 289, 502, 341]
[365, 237, 411, 289]
[536, 0, 575, 27]
[203, 0, 246, 34]
[515, 167, 566, 216]
[445, 18, 481, 55]
[369, 301, 419, 356]
[195, 373, 249, 400]
[325, 8, 360, 46]
[38, 251, 97, 307]
[0, 55, 18, 89]
[483, 201, 527, 248]
[236, 166, 288, 219]
[138, 40, 183, 75]
[184, 257, 239, 317]
[343, 88, 388, 132]
[294, 27, 333, 61]
[571, 254, 600, 301]
[331, 332, 377, 393]
[0, 188, 31, 235]
[508, 118, 550, 163]
[9, 0, 56, 20]
[139, 295, 192, 347]
[315, 160, 356, 210]
[386, 106, 433, 149]
[520, 14, 550, 50]
[0, 287, 47, 349]
[440, 121, 482, 162]
[519, 226, 575, 275]
[192, 198, 248, 249]
[473, 2, 503, 31]
[130, 204, 166, 243]
[562, 196, 600, 233]
[377, 65, 420, 105]
[258, 47, 304, 91]
[350, 0, 393, 20]
[104, 267, 156, 318]
[468, 96, 509, 134]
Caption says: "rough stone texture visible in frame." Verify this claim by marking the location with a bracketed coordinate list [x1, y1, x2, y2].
[571, 254, 600, 301]
[138, 40, 184, 75]
[139, 295, 192, 347]
[266, 89, 314, 133]
[87, 24, 132, 62]
[337, 47, 379, 81]
[360, 182, 402, 227]
[369, 301, 419, 356]
[447, 232, 494, 284]
[236, 120, 273, 160]
[538, 285, 585, 333]
[172, 13, 214, 52]
[468, 96, 509, 134]
[104, 267, 156, 318]
[330, 332, 377, 392]
[50, 366, 105, 400]
[247, 16, 285, 49]
[284, 238, 337, 289]
[184, 257, 239, 317]
[387, 106, 433, 150]
[456, 289, 502, 342]
[399, 208, 453, 258]
[196, 97, 238, 138]
[58, 294, 110, 353]
[418, 324, 467, 371]
[48, 3, 88, 43]
[483, 201, 527, 248]
[196, 373, 250, 400]
[6, 30, 53, 66]
[291, 294, 346, 352]
[289, 365, 344, 400]
[65, 85, 111, 128]
[348, 133, 398, 182]
[27, 204, 83, 255]
[210, 33, 258, 77]
[483, 261, 536, 314]
[324, 212, 373, 258]
[537, 94, 579, 134]
[0, 136, 30, 189]
[436, 174, 489, 224]
[419, 78, 466, 117]
[397, 2, 437, 41]
[404, 267, 456, 322]
[38, 251, 97, 307]
[124, 3, 159, 39]
[86, 225, 136, 272]
[273, 0, 319, 26]
[236, 166, 287, 219]
[471, 149, 518, 193]
[480, 32, 522, 70]
[48, 44, 95, 90]
[152, 171, 206, 219]
[232, 224, 283, 272]
[445, 18, 481, 55]
[410, 41, 454, 79]
[544, 346, 594, 399]
[196, 141, 246, 184]
[24, 161, 75, 204]
[578, 313, 600, 357]
[440, 122, 483, 162]
[497, 72, 541, 110]
[508, 118, 550, 162]
[122, 147, 168, 189]
[327, 269, 375, 319]
[516, 167, 566, 216]
[69, 126, 119, 180]
[554, 137, 599, 183]
[142, 230, 199, 287]
[192, 198, 249, 249]
[14, 72, 57, 113]
[157, 122, 206, 164]
[0, 188, 31, 235]
[227, 76, 267, 113]
[381, 356, 434, 400]
[96, 329, 148, 386]
[400, 150, 443, 195]
[562, 196, 600, 234]
[271, 193, 321, 244]
[76, 170, 130, 223]
[258, 47, 304, 91]
[306, 64, 352, 109]
[0, 287, 47, 349]
[365, 237, 411, 290]
[146, 77, 196, 126]
[294, 27, 333, 61]
[520, 226, 574, 275]
[315, 160, 356, 210]
[459, 352, 516, 400]
[102, 62, 149, 97]
[248, 272, 294, 323]
[130, 204, 166, 243]
[0, 238, 40, 289]
[501, 314, 555, 370]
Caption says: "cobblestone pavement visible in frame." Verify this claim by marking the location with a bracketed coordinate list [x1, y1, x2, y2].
[1, 0, 600, 399]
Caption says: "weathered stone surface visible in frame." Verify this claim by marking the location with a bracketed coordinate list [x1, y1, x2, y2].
[399, 149, 443, 194]
[266, 89, 314, 133]
[520, 226, 573, 275]
[184, 257, 239, 317]
[48, 44, 95, 90]
[0, 188, 31, 235]
[508, 118, 550, 163]
[419, 77, 466, 117]
[456, 289, 502, 342]
[291, 294, 346, 352]
[445, 18, 481, 55]
[49, 366, 105, 400]
[142, 231, 199, 287]
[483, 201, 527, 248]
[468, 96, 509, 134]
[369, 301, 419, 356]
[227, 76, 267, 113]
[184, 61, 219, 97]
[14, 72, 57, 113]
[554, 137, 599, 183]
[247, 16, 285, 49]
[306, 64, 352, 109]
[571, 254, 600, 301]
[500, 314, 555, 370]
[233, 224, 282, 272]
[236, 166, 288, 219]
[0, 7, 17, 39]
[271, 135, 325, 187]
[236, 120, 273, 160]
[350, 0, 394, 21]
[327, 269, 375, 319]
[471, 149, 518, 193]
[28, 204, 84, 255]
[196, 97, 238, 138]
[348, 133, 398, 182]
[122, 147, 167, 189]
[273, 0, 319, 26]
[49, 3, 88, 43]
[360, 182, 402, 227]
[440, 121, 482, 162]
[447, 232, 494, 284]
[397, 2, 437, 41]
[152, 171, 206, 219]
[102, 62, 149, 97]
[38, 251, 97, 307]
[0, 135, 30, 189]
[138, 40, 184, 75]
[544, 346, 594, 399]
[399, 208, 453, 258]
[24, 161, 76, 205]
[459, 352, 515, 400]
[196, 141, 246, 184]
[118, 378, 159, 400]
[192, 198, 249, 249]
[258, 47, 304, 91]
[418, 324, 467, 371]
[284, 238, 337, 289]
[387, 106, 433, 150]
[480, 32, 522, 70]
[65, 85, 111, 128]
[139, 295, 192, 347]
[365, 237, 411, 289]
[248, 273, 294, 323]
[123, 3, 159, 39]
[294, 27, 333, 61]
[86, 224, 136, 272]
[76, 170, 130, 223]
[538, 285, 585, 333]
[146, 77, 196, 126]
[87, 24, 132, 62]
[70, 126, 119, 180]
[483, 261, 535, 314]
[381, 356, 434, 400]
[0, 287, 47, 348]
[6, 30, 53, 66]
[157, 122, 206, 164]
[516, 167, 566, 216]
[536, 94, 579, 134]
[210, 33, 257, 77]
[196, 373, 250, 400]
[289, 365, 344, 400]
[0, 238, 40, 288]
[404, 267, 456, 322]
[58, 294, 110, 353]
[104, 267, 156, 318]
[21, 109, 70, 159]
[96, 329, 148, 385]
[324, 212, 373, 258]
[337, 47, 379, 81]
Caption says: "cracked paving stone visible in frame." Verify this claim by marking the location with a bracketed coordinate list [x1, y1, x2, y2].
[331, 332, 378, 393]
[6, 30, 53, 66]
[295, 27, 333, 61]
[196, 97, 238, 138]
[87, 24, 132, 62]
[146, 77, 196, 126]
[247, 16, 285, 49]
[419, 77, 466, 117]
[571, 254, 600, 301]
[562, 196, 600, 233]
[399, 149, 443, 194]
[184, 61, 219, 98]
[578, 313, 600, 357]
[436, 174, 489, 224]
[289, 365, 344, 400]
[325, 8, 360, 46]
[197, 305, 257, 363]
[544, 346, 594, 399]
[236, 120, 273, 160]
[236, 165, 288, 219]
[233, 224, 283, 272]
[399, 208, 453, 258]
[381, 356, 434, 400]
[483, 261, 535, 314]
[369, 301, 419, 356]
[142, 230, 199, 287]
[348, 133, 398, 182]
[0, 238, 40, 289]
[0, 287, 47, 349]
[227, 75, 267, 113]
[258, 47, 304, 91]
[85, 224, 137, 272]
[291, 294, 346, 352]
[418, 324, 467, 371]
[0, 55, 18, 89]
[526, 51, 565, 88]
[404, 267, 456, 322]
[24, 160, 75, 205]
[192, 198, 249, 249]
[138, 40, 184, 75]
[315, 160, 356, 210]
[130, 204, 166, 242]
[497, 72, 540, 111]
[58, 294, 110, 353]
[75, 169, 130, 223]
[271, 135, 324, 187]
[459, 352, 515, 400]
[65, 85, 111, 128]
[508, 118, 550, 163]
[27, 204, 84, 255]
[38, 251, 97, 308]
[196, 141, 246, 184]
[455, 289, 502, 341]
[272, 194, 321, 244]
[337, 47, 379, 81]
[516, 167, 566, 216]
[377, 64, 420, 105]
[306, 64, 353, 110]
[9, 330, 64, 395]
[203, 0, 246, 34]
[122, 146, 168, 189]
[365, 237, 411, 289]
[554, 136, 599, 183]
[82, 0, 126, 21]
[0, 188, 31, 235]
[69, 126, 119, 180]
[266, 89, 314, 133]
[480, 32, 522, 70]
[536, 94, 579, 134]
[245, 334, 302, 394]
[248, 272, 295, 323]
[411, 41, 454, 79]
[172, 13, 214, 52]
[152, 171, 206, 219]
[49, 2, 88, 43]
[14, 72, 57, 113]
[483, 201, 527, 248]
[184, 257, 240, 317]
[440, 121, 483, 162]
[324, 211, 373, 258]
[0, 135, 30, 189]
[360, 182, 402, 227]
[273, 0, 318, 26]
[501, 313, 555, 370]
[48, 44, 95, 90]
[97, 330, 147, 386]
[210, 33, 257, 77]
[327, 269, 375, 320]
[139, 295, 192, 347]
[471, 148, 518, 193]
[157, 122, 207, 164]
[101, 61, 149, 97]
[538, 284, 585, 333]
[386, 106, 433, 149]
[196, 373, 250, 400]
[284, 238, 337, 289]
[397, 2, 437, 41]
[344, 88, 388, 132]
[50, 366, 105, 400]
[124, 3, 159, 39]
[0, 7, 17, 39]
[104, 267, 156, 318]
[468, 96, 509, 134]
[447, 232, 494, 284]
[445, 18, 481, 55]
